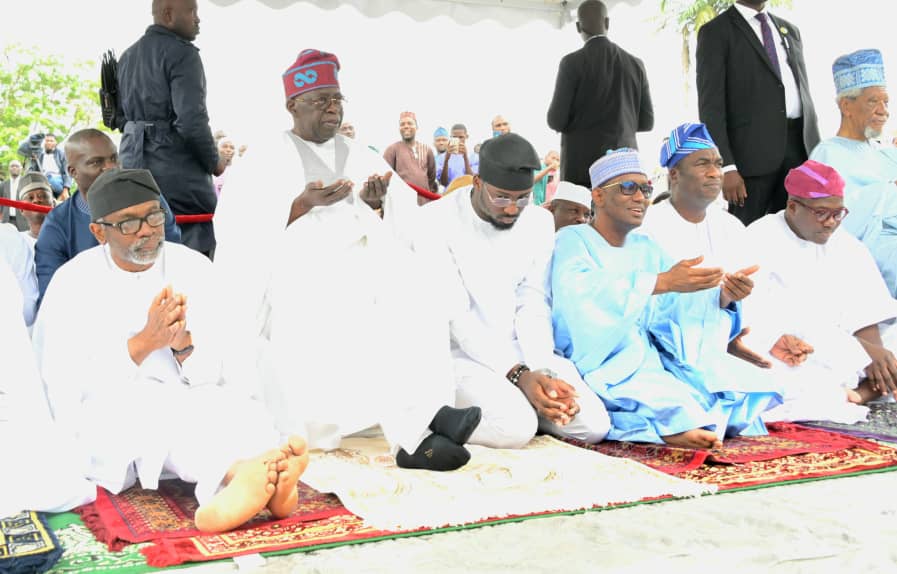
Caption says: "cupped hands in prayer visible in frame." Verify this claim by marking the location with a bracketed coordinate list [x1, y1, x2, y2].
[128, 285, 189, 365]
[719, 264, 760, 308]
[517, 370, 579, 426]
[288, 178, 353, 225]
[654, 255, 723, 294]
[769, 334, 814, 366]
[360, 171, 392, 211]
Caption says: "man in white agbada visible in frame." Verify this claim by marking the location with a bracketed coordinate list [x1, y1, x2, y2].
[743, 160, 897, 423]
[214, 49, 481, 471]
[31, 168, 309, 533]
[639, 122, 770, 370]
[417, 133, 610, 449]
[546, 181, 592, 231]
[0, 217, 37, 326]
[810, 49, 897, 295]
[0, 258, 95, 517]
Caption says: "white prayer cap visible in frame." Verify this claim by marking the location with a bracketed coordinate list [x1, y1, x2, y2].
[552, 181, 592, 209]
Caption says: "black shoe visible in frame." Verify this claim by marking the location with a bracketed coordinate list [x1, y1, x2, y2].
[429, 405, 482, 445]
[395, 433, 471, 471]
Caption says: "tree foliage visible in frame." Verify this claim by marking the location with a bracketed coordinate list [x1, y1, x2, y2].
[0, 44, 102, 178]
[656, 0, 793, 84]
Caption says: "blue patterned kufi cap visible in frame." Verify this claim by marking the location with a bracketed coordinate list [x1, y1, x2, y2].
[589, 148, 646, 189]
[659, 123, 716, 169]
[433, 127, 449, 138]
[833, 49, 886, 96]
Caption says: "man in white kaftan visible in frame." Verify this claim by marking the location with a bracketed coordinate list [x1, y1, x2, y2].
[0, 258, 95, 517]
[214, 49, 478, 471]
[744, 160, 897, 422]
[809, 49, 897, 295]
[419, 133, 610, 449]
[32, 168, 307, 533]
[0, 222, 37, 326]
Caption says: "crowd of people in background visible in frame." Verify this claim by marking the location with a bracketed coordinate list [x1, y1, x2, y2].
[3, 0, 897, 535]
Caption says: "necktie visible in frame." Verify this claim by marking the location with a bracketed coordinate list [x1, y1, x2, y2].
[755, 13, 781, 78]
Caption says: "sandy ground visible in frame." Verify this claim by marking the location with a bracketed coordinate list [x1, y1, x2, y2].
[180, 471, 897, 574]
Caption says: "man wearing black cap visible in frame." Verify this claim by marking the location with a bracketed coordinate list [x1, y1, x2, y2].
[32, 168, 310, 533]
[419, 133, 611, 449]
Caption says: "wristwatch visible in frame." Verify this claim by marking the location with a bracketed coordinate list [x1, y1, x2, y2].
[507, 364, 530, 386]
[171, 344, 194, 357]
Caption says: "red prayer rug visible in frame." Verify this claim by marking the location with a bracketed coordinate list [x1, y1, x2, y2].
[72, 424, 897, 568]
[563, 422, 897, 489]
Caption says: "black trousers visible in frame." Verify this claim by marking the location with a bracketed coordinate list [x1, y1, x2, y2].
[729, 118, 808, 226]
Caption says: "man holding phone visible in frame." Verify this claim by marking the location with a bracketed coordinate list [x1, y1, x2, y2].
[437, 123, 479, 189]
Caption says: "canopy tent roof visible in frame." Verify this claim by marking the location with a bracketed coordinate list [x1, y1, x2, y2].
[208, 0, 641, 29]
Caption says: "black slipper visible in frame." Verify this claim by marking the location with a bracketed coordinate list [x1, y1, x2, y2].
[395, 433, 471, 471]
[429, 405, 482, 445]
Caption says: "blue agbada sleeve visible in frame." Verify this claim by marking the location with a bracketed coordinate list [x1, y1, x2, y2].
[551, 226, 659, 378]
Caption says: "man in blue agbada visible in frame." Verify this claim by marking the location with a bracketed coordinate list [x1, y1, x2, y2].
[810, 49, 897, 295]
[551, 148, 781, 449]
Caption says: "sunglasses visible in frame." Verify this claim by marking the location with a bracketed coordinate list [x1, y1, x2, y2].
[599, 180, 654, 200]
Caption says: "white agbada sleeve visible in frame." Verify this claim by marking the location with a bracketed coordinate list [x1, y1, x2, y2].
[514, 211, 559, 370]
[0, 223, 37, 326]
[1, 259, 95, 515]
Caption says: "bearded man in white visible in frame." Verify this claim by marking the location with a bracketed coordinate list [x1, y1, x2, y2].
[32, 168, 309, 532]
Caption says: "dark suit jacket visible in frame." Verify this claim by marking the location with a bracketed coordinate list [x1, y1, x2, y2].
[696, 6, 820, 177]
[547, 36, 653, 188]
[118, 25, 220, 253]
[0, 179, 10, 223]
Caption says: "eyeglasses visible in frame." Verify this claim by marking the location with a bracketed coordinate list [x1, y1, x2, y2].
[292, 94, 348, 109]
[96, 209, 166, 235]
[599, 180, 654, 200]
[790, 198, 849, 222]
[482, 182, 531, 208]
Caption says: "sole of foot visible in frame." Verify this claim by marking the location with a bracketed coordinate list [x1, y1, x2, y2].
[267, 436, 310, 519]
[662, 428, 723, 450]
[194, 455, 278, 533]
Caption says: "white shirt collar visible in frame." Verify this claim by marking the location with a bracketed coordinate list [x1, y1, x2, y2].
[733, 2, 769, 21]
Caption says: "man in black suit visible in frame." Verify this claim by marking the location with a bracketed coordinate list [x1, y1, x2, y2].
[547, 0, 653, 189]
[697, 0, 819, 225]
[1, 160, 25, 229]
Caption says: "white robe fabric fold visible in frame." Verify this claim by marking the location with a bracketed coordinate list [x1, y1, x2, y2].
[745, 212, 897, 423]
[31, 243, 279, 503]
[0, 259, 95, 516]
[214, 131, 452, 454]
[418, 188, 610, 448]
[810, 137, 897, 295]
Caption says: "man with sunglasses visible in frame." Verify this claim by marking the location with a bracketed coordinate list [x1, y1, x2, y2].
[552, 148, 781, 450]
[215, 49, 481, 472]
[32, 168, 311, 533]
[418, 133, 611, 449]
[743, 160, 897, 419]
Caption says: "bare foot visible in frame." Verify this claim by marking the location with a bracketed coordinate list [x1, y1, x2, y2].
[662, 429, 723, 449]
[267, 436, 310, 519]
[852, 380, 881, 405]
[194, 455, 278, 533]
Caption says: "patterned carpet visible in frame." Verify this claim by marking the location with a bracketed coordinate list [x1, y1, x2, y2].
[44, 423, 897, 571]
[800, 401, 897, 443]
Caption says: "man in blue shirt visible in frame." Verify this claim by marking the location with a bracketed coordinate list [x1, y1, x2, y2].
[436, 123, 479, 188]
[34, 129, 180, 307]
